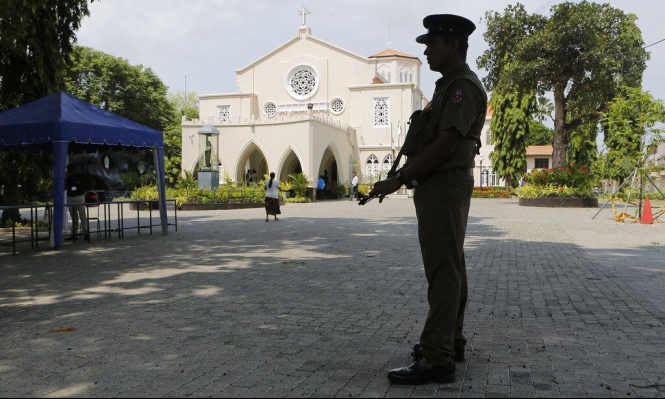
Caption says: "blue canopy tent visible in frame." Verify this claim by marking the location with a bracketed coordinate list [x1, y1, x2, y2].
[0, 91, 169, 248]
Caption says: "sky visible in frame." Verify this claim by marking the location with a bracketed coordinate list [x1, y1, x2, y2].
[76, 0, 665, 104]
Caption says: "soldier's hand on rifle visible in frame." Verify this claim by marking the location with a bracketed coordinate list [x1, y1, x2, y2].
[368, 177, 402, 204]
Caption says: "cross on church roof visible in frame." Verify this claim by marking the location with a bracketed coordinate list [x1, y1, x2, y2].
[299, 6, 310, 27]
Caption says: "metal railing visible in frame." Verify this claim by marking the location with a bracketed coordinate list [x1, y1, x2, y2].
[0, 200, 178, 256]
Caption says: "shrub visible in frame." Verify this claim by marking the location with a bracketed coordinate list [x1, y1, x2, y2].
[472, 187, 512, 198]
[358, 184, 371, 196]
[130, 184, 266, 205]
[287, 173, 309, 198]
[280, 181, 293, 192]
[286, 196, 311, 203]
[130, 185, 159, 201]
[520, 164, 593, 198]
[517, 185, 593, 199]
[524, 164, 591, 189]
[335, 184, 347, 198]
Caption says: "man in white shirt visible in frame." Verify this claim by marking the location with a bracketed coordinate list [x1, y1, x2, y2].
[349, 172, 359, 201]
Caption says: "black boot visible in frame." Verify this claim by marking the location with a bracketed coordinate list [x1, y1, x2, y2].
[412, 342, 465, 363]
[387, 352, 455, 385]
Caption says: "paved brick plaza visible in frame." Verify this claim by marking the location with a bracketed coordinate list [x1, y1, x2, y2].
[0, 198, 664, 398]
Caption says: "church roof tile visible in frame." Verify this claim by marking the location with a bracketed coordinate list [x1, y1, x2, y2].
[369, 49, 420, 61]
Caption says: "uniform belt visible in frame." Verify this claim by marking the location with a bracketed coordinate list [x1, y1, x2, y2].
[431, 168, 474, 177]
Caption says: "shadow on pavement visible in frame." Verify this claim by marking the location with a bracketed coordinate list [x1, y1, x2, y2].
[0, 207, 663, 397]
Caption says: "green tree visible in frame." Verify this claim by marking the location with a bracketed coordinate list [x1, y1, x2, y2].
[567, 121, 598, 167]
[601, 86, 665, 182]
[0, 0, 92, 111]
[0, 1, 92, 215]
[479, 2, 648, 169]
[168, 90, 199, 120]
[488, 89, 535, 190]
[527, 121, 553, 146]
[65, 46, 186, 187]
[65, 46, 174, 132]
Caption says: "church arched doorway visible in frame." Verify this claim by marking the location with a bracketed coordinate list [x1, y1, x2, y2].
[278, 148, 303, 183]
[236, 142, 268, 184]
[319, 146, 339, 198]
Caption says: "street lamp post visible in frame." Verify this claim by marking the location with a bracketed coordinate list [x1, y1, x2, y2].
[479, 154, 484, 188]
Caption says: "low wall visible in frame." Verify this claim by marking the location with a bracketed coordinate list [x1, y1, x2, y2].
[180, 202, 284, 211]
[519, 198, 599, 208]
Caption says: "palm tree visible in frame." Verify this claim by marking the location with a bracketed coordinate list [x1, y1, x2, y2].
[536, 96, 554, 124]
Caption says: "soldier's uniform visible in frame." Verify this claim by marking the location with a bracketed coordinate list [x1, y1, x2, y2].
[388, 14, 487, 383]
[413, 63, 487, 366]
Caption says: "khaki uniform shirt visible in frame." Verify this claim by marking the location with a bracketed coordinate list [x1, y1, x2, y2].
[433, 63, 487, 170]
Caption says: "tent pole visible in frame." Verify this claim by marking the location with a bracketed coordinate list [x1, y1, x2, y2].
[154, 147, 169, 235]
[52, 141, 69, 249]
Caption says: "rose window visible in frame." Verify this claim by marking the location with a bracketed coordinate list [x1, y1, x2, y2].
[286, 65, 320, 101]
[264, 102, 277, 117]
[290, 70, 316, 96]
[330, 98, 345, 115]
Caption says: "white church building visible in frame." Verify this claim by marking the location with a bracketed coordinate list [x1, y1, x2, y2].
[182, 13, 497, 191]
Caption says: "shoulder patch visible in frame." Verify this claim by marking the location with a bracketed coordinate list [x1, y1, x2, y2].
[451, 88, 465, 104]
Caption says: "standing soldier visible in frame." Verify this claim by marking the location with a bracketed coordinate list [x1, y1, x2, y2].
[368, 14, 487, 385]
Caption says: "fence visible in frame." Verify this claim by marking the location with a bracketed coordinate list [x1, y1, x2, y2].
[0, 200, 177, 256]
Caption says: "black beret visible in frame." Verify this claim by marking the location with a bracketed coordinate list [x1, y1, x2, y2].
[416, 14, 476, 44]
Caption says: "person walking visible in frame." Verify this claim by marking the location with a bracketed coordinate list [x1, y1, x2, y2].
[349, 172, 359, 201]
[65, 164, 89, 241]
[264, 172, 283, 222]
[368, 14, 487, 385]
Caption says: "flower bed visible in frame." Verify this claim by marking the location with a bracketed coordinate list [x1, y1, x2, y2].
[518, 165, 594, 207]
[130, 184, 311, 210]
[472, 187, 512, 199]
[131, 184, 267, 208]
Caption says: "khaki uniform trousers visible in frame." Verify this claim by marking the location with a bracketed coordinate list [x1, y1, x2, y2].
[67, 194, 89, 237]
[413, 172, 473, 365]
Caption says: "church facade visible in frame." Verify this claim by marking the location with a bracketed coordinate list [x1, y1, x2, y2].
[182, 20, 497, 190]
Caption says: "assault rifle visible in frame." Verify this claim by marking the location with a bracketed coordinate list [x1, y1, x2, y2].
[358, 169, 397, 206]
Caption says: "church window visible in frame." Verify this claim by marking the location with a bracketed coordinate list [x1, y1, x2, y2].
[290, 70, 316, 96]
[217, 105, 230, 121]
[373, 98, 389, 127]
[400, 69, 413, 83]
[286, 65, 320, 101]
[366, 154, 379, 177]
[264, 102, 277, 117]
[383, 154, 393, 173]
[330, 98, 345, 115]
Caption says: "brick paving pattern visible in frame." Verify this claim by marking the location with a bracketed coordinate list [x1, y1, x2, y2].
[0, 198, 664, 398]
